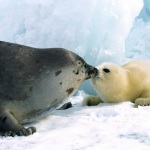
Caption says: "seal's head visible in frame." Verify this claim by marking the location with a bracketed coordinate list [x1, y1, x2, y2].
[72, 56, 98, 80]
[61, 52, 98, 96]
[40, 49, 98, 98]
[91, 63, 127, 102]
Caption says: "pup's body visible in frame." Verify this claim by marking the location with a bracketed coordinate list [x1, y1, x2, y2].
[83, 60, 150, 108]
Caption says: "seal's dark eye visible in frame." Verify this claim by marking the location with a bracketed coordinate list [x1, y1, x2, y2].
[103, 68, 110, 73]
[76, 60, 83, 66]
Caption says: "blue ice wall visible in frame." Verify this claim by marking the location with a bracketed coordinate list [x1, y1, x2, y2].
[0, 0, 144, 94]
[125, 0, 150, 59]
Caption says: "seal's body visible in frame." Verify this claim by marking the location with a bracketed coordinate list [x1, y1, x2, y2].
[0, 41, 97, 136]
[83, 60, 150, 108]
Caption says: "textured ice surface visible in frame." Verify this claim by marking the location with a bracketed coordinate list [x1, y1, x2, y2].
[0, 0, 143, 65]
[125, 0, 150, 59]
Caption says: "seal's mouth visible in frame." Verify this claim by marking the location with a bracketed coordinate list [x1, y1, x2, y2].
[85, 64, 98, 80]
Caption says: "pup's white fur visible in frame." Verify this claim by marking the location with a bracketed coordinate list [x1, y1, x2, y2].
[83, 60, 150, 107]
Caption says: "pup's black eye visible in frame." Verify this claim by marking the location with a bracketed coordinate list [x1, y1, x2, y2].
[103, 68, 110, 73]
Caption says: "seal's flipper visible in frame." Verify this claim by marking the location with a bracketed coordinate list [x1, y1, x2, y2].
[135, 98, 150, 108]
[82, 96, 103, 106]
[0, 110, 36, 136]
[57, 102, 73, 110]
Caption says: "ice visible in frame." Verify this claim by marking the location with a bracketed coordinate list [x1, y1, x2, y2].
[0, 0, 150, 150]
[0, 0, 143, 65]
[125, 0, 150, 59]
[125, 20, 150, 59]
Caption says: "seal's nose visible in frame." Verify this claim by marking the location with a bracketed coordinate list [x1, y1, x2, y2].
[85, 64, 98, 79]
[92, 67, 98, 76]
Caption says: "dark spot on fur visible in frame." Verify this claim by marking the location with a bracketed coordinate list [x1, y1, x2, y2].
[73, 70, 79, 75]
[60, 82, 62, 85]
[29, 86, 33, 92]
[75, 70, 79, 75]
[18, 45, 22, 48]
[5, 94, 13, 100]
[36, 60, 40, 63]
[77, 79, 81, 82]
[66, 88, 74, 95]
[2, 117, 7, 124]
[0, 117, 2, 120]
[55, 70, 62, 76]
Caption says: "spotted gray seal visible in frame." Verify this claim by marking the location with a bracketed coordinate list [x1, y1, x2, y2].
[0, 41, 97, 136]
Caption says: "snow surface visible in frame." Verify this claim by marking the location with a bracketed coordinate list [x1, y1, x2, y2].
[1, 93, 150, 150]
[1, 0, 150, 149]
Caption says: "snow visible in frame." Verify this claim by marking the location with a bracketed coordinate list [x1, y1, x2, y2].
[1, 94, 150, 150]
[0, 0, 150, 149]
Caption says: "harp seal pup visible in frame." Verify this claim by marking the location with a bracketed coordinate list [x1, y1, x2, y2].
[83, 60, 150, 108]
[0, 41, 97, 136]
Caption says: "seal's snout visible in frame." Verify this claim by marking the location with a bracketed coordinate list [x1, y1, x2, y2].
[92, 67, 99, 76]
[85, 64, 98, 79]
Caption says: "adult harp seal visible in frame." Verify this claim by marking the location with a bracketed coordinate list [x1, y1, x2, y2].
[0, 41, 97, 136]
